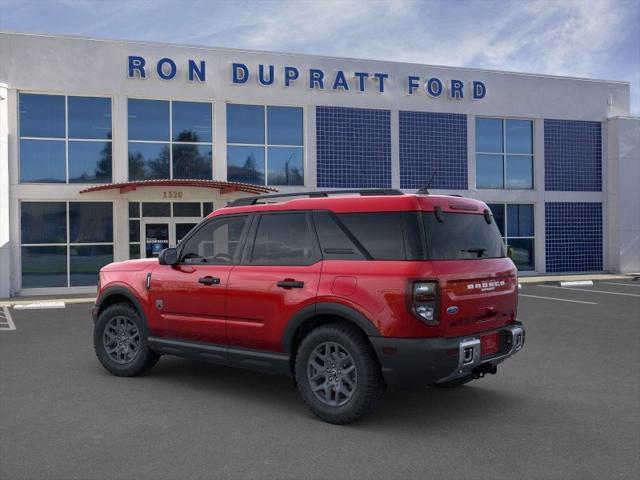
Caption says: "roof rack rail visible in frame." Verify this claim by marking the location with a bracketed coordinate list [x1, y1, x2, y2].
[227, 189, 404, 207]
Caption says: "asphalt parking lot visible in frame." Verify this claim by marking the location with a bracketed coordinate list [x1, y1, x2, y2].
[1, 280, 639, 480]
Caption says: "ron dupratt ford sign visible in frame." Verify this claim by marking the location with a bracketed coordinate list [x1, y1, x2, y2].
[127, 56, 487, 100]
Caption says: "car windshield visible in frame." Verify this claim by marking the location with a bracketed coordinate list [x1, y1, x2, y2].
[423, 211, 506, 260]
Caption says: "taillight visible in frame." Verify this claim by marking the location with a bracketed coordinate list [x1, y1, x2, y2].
[411, 281, 439, 325]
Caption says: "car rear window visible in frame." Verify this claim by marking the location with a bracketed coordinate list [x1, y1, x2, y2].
[423, 212, 506, 260]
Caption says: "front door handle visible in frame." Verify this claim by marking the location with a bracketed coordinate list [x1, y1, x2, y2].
[198, 276, 220, 286]
[277, 279, 304, 289]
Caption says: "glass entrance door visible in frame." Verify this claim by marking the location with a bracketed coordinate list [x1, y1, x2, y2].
[144, 222, 170, 258]
[175, 222, 198, 245]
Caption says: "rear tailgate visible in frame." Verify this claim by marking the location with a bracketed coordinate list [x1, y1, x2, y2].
[431, 258, 518, 338]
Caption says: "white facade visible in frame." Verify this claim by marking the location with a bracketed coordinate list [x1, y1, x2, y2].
[0, 32, 638, 297]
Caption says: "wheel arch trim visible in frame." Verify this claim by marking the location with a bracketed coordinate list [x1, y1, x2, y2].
[282, 302, 381, 354]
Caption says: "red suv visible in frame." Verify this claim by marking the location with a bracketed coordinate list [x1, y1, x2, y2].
[93, 190, 524, 424]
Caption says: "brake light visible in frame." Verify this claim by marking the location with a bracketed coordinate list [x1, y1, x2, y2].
[411, 281, 439, 325]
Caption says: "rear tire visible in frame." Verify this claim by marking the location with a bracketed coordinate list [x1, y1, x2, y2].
[94, 303, 159, 377]
[295, 323, 384, 424]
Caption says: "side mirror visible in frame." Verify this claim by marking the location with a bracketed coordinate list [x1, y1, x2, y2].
[158, 248, 178, 266]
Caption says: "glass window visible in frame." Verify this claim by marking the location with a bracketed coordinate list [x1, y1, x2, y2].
[68, 141, 112, 183]
[476, 154, 503, 189]
[69, 202, 113, 243]
[313, 211, 364, 260]
[506, 120, 533, 154]
[19, 139, 66, 183]
[487, 203, 535, 271]
[180, 216, 248, 264]
[172, 101, 212, 143]
[21, 202, 66, 244]
[142, 202, 171, 217]
[203, 202, 214, 216]
[172, 144, 212, 179]
[475, 118, 502, 153]
[129, 244, 141, 259]
[129, 202, 140, 218]
[68, 96, 112, 139]
[487, 203, 506, 237]
[128, 99, 169, 141]
[267, 147, 304, 185]
[337, 213, 410, 260]
[424, 212, 505, 260]
[129, 220, 140, 242]
[227, 146, 265, 184]
[19, 94, 65, 138]
[70, 245, 113, 286]
[476, 118, 533, 190]
[21, 246, 68, 288]
[506, 155, 533, 189]
[173, 203, 201, 217]
[251, 213, 315, 265]
[128, 142, 170, 180]
[267, 106, 303, 145]
[227, 104, 304, 186]
[227, 104, 264, 144]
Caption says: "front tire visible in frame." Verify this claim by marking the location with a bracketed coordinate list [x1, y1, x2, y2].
[93, 303, 159, 377]
[295, 323, 384, 424]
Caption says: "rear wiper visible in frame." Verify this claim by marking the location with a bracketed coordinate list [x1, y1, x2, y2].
[461, 247, 487, 258]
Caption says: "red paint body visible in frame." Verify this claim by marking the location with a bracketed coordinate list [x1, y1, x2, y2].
[99, 194, 518, 354]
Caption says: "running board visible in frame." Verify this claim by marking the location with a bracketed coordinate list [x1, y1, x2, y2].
[147, 337, 291, 376]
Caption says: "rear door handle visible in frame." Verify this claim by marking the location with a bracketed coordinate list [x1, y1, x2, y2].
[198, 276, 221, 286]
[277, 279, 304, 289]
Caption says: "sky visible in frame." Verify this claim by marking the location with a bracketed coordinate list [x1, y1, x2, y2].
[1, 0, 639, 114]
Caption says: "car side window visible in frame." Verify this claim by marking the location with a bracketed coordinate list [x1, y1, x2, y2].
[180, 215, 248, 264]
[250, 213, 317, 265]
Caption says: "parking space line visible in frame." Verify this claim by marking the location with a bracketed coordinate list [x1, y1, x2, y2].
[538, 285, 640, 297]
[0, 306, 16, 331]
[600, 282, 640, 288]
[519, 294, 598, 305]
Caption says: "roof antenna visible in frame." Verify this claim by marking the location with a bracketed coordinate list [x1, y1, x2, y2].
[417, 168, 438, 194]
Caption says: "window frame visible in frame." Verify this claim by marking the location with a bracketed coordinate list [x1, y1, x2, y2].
[127, 98, 214, 181]
[475, 116, 534, 190]
[19, 200, 115, 288]
[486, 202, 536, 271]
[226, 103, 306, 186]
[18, 92, 113, 184]
[241, 211, 321, 266]
[175, 213, 252, 266]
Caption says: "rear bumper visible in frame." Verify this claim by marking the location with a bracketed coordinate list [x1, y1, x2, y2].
[370, 322, 525, 388]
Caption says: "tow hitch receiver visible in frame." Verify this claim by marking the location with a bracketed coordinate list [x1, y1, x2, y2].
[472, 363, 497, 379]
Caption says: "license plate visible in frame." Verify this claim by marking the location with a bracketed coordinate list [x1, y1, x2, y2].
[481, 332, 499, 356]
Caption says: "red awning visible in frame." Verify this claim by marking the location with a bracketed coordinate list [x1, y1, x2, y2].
[79, 179, 277, 195]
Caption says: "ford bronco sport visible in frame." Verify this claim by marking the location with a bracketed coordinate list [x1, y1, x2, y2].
[93, 190, 524, 424]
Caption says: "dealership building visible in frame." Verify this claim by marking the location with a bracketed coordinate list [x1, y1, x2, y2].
[0, 31, 638, 297]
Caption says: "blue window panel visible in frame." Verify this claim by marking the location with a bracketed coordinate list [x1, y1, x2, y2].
[399, 111, 467, 190]
[19, 93, 65, 138]
[506, 155, 533, 189]
[227, 104, 265, 144]
[545, 202, 602, 272]
[69, 202, 113, 243]
[227, 145, 265, 184]
[544, 119, 602, 191]
[128, 99, 169, 141]
[476, 154, 503, 189]
[21, 202, 67, 244]
[172, 144, 212, 180]
[172, 101, 212, 143]
[267, 106, 303, 146]
[68, 96, 112, 139]
[20, 139, 66, 183]
[476, 118, 502, 153]
[21, 246, 68, 288]
[268, 146, 304, 185]
[317, 106, 391, 188]
[486, 203, 506, 237]
[128, 142, 170, 180]
[507, 204, 534, 237]
[506, 120, 532, 154]
[68, 141, 112, 183]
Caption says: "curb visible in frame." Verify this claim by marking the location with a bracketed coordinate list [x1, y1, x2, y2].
[0, 297, 96, 308]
